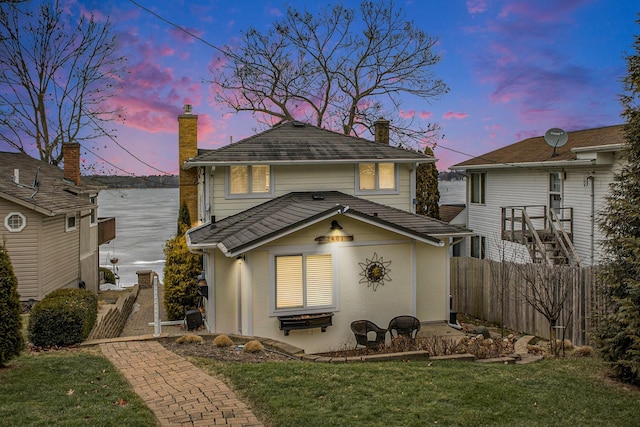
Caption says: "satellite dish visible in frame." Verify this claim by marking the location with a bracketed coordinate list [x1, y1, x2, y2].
[544, 128, 568, 157]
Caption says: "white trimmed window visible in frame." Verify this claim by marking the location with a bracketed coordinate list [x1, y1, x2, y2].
[66, 213, 77, 231]
[357, 163, 397, 192]
[275, 254, 334, 312]
[549, 172, 563, 212]
[228, 165, 272, 196]
[470, 172, 486, 204]
[4, 212, 26, 232]
[89, 195, 97, 226]
[471, 235, 486, 259]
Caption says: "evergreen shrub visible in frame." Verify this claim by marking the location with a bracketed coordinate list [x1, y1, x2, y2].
[28, 288, 98, 347]
[0, 242, 24, 366]
[163, 223, 202, 320]
[100, 267, 116, 284]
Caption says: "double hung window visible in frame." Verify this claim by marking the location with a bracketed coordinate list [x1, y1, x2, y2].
[470, 172, 486, 204]
[228, 165, 271, 196]
[275, 254, 334, 312]
[357, 163, 396, 192]
[471, 235, 486, 259]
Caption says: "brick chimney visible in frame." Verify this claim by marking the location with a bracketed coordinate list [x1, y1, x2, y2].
[62, 142, 81, 185]
[178, 104, 198, 227]
[374, 118, 390, 144]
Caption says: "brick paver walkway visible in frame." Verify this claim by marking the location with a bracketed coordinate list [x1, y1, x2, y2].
[100, 340, 264, 427]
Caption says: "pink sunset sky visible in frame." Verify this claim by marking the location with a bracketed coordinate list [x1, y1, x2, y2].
[5, 0, 637, 174]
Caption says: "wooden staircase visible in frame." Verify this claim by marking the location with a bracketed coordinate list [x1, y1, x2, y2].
[501, 206, 580, 266]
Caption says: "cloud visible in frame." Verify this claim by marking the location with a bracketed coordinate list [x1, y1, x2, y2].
[168, 26, 204, 44]
[266, 7, 283, 17]
[466, 0, 488, 15]
[419, 111, 433, 120]
[399, 109, 416, 119]
[443, 112, 469, 120]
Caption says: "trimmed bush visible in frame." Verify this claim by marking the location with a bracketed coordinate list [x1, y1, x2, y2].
[28, 288, 98, 347]
[0, 242, 24, 366]
[243, 340, 264, 353]
[213, 335, 233, 347]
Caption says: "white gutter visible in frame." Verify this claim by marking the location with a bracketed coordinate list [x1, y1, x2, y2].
[451, 159, 595, 171]
[571, 143, 626, 153]
[183, 157, 435, 169]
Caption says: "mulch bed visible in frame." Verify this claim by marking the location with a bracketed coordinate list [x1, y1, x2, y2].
[159, 337, 296, 363]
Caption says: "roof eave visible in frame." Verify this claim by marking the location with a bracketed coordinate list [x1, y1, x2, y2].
[217, 207, 348, 257]
[183, 157, 433, 169]
[451, 159, 596, 171]
[571, 143, 626, 153]
[343, 211, 444, 247]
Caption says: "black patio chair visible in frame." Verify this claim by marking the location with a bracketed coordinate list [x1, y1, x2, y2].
[388, 315, 421, 340]
[350, 320, 387, 348]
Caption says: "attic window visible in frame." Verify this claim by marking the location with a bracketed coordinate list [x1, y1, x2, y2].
[292, 121, 305, 127]
[4, 212, 26, 232]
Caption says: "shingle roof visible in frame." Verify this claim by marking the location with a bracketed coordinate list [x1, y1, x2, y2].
[439, 204, 465, 223]
[453, 125, 625, 169]
[187, 191, 471, 257]
[185, 121, 431, 166]
[0, 151, 101, 216]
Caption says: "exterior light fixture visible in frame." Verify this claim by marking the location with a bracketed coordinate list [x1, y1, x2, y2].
[315, 219, 353, 244]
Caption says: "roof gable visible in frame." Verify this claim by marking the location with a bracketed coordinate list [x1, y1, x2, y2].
[0, 151, 100, 216]
[185, 121, 431, 166]
[453, 125, 625, 169]
[187, 191, 471, 257]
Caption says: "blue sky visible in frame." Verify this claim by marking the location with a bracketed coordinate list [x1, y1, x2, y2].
[9, 0, 638, 174]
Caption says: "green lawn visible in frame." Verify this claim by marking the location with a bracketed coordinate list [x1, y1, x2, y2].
[0, 349, 156, 427]
[193, 356, 640, 427]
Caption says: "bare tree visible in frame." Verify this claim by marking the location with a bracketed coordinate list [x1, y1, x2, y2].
[515, 263, 573, 356]
[210, 0, 448, 146]
[0, 0, 124, 165]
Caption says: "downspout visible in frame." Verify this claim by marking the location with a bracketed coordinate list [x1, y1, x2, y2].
[585, 174, 595, 265]
[410, 162, 417, 214]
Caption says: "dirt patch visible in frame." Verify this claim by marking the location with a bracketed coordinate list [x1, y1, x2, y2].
[159, 336, 296, 363]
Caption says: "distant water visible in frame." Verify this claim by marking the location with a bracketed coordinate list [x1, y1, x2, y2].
[438, 179, 466, 205]
[97, 181, 463, 286]
[98, 188, 179, 286]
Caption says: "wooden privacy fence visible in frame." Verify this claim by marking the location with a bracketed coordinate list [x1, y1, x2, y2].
[450, 257, 606, 346]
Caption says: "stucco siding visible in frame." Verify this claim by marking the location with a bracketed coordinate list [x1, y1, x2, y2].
[208, 216, 449, 354]
[416, 241, 448, 321]
[1, 200, 40, 300]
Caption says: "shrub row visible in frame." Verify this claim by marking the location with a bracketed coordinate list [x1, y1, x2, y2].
[28, 288, 98, 347]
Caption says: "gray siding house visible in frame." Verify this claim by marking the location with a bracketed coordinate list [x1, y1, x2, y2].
[0, 144, 111, 301]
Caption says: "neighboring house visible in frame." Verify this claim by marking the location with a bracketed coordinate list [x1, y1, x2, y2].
[0, 144, 114, 301]
[179, 108, 471, 353]
[438, 204, 466, 257]
[451, 124, 626, 266]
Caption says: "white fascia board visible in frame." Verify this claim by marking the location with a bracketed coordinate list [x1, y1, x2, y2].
[431, 231, 476, 239]
[451, 159, 595, 171]
[571, 143, 626, 153]
[343, 212, 444, 247]
[183, 158, 435, 169]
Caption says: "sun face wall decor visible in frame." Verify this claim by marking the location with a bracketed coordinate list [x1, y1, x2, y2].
[358, 252, 391, 291]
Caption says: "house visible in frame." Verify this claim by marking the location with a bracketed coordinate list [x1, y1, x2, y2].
[179, 108, 471, 354]
[0, 144, 114, 301]
[451, 124, 626, 266]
